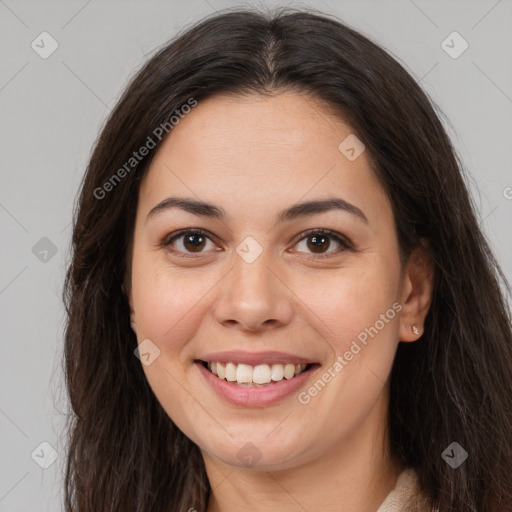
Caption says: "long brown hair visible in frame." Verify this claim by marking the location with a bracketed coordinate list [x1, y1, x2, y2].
[61, 6, 512, 511]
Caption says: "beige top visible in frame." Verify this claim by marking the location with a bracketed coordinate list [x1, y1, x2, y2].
[375, 468, 423, 512]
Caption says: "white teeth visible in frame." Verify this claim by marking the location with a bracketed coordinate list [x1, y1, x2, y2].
[284, 363, 295, 380]
[225, 362, 237, 382]
[236, 363, 253, 383]
[271, 363, 284, 381]
[205, 361, 309, 384]
[252, 364, 271, 384]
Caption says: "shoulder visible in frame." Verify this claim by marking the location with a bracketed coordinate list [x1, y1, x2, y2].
[375, 468, 437, 512]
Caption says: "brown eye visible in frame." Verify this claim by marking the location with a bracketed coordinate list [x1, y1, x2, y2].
[181, 232, 207, 252]
[306, 233, 331, 253]
[162, 229, 216, 257]
[292, 229, 351, 257]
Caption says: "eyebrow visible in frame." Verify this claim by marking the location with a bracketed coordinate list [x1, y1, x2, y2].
[146, 196, 368, 224]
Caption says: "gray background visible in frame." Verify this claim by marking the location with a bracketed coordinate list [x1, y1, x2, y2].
[1, 0, 511, 509]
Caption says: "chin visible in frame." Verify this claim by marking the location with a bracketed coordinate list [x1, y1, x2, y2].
[198, 427, 311, 471]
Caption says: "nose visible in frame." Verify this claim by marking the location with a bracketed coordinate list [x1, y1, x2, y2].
[212, 246, 294, 332]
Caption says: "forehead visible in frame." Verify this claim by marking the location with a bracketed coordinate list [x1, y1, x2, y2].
[139, 92, 388, 224]
[149, 91, 357, 169]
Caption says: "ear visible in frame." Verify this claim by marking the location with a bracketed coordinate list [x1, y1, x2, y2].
[122, 274, 137, 332]
[398, 243, 433, 342]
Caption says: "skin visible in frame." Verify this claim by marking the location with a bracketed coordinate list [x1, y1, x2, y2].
[126, 91, 433, 512]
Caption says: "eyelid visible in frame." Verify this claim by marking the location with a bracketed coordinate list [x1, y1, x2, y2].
[161, 228, 218, 247]
[161, 228, 353, 258]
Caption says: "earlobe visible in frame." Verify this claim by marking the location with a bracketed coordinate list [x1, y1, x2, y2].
[398, 244, 433, 342]
[129, 310, 137, 334]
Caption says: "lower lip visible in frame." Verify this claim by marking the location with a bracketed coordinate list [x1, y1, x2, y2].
[196, 361, 319, 407]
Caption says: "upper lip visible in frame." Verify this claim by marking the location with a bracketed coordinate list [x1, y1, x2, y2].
[198, 350, 318, 366]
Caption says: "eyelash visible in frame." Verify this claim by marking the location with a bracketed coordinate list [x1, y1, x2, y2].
[160, 228, 353, 259]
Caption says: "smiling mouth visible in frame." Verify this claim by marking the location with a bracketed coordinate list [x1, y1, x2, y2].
[199, 360, 317, 387]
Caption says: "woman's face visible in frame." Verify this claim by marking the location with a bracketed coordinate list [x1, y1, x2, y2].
[127, 91, 428, 472]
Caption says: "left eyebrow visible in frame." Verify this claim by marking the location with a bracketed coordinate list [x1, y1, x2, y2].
[146, 196, 368, 224]
[276, 197, 368, 224]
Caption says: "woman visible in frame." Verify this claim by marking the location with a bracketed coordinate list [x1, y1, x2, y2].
[62, 7, 512, 512]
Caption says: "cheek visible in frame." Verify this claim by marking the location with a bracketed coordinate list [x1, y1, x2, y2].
[296, 266, 401, 434]
[130, 252, 216, 357]
[130, 254, 213, 433]
[301, 262, 401, 348]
